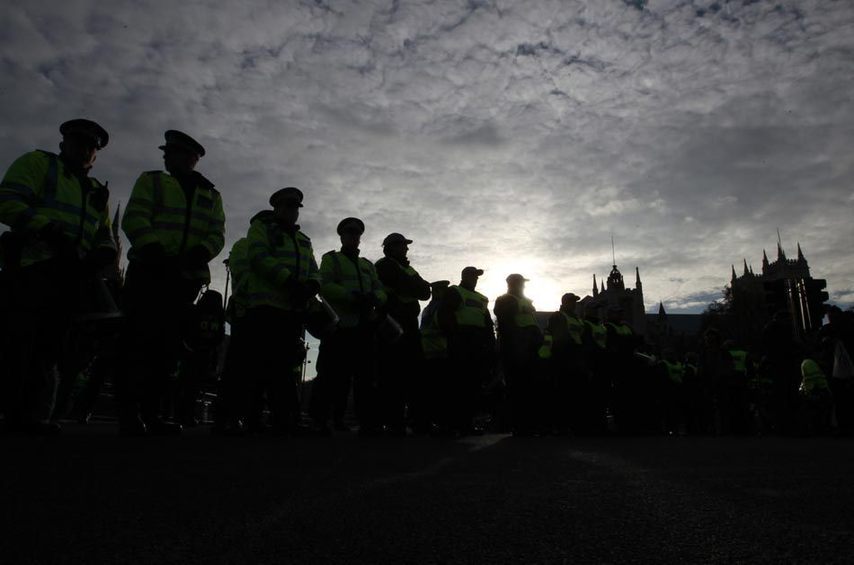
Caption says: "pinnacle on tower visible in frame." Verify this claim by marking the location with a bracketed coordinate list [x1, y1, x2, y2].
[592, 274, 599, 297]
[777, 241, 786, 261]
[797, 242, 805, 262]
[731, 264, 737, 282]
[762, 250, 770, 272]
[743, 259, 749, 276]
[658, 301, 666, 317]
[635, 266, 642, 288]
[600, 280, 605, 293]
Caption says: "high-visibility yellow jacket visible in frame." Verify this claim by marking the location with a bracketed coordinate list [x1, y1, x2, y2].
[538, 332, 554, 359]
[800, 358, 830, 396]
[420, 303, 448, 360]
[449, 285, 490, 329]
[319, 249, 386, 328]
[0, 150, 114, 267]
[556, 311, 585, 346]
[245, 211, 320, 312]
[122, 170, 225, 282]
[585, 320, 607, 349]
[728, 349, 748, 375]
[495, 294, 538, 330]
[662, 360, 685, 385]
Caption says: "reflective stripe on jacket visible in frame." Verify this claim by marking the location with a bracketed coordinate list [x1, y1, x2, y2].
[123, 170, 225, 282]
[512, 295, 538, 328]
[800, 358, 830, 396]
[560, 312, 585, 345]
[420, 304, 448, 359]
[319, 250, 386, 328]
[538, 332, 554, 359]
[450, 285, 490, 328]
[245, 213, 319, 311]
[227, 237, 250, 319]
[586, 321, 607, 349]
[0, 150, 114, 267]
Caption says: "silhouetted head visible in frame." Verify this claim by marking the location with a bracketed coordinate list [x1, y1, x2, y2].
[270, 186, 303, 226]
[461, 266, 483, 290]
[506, 273, 528, 296]
[59, 119, 108, 171]
[431, 280, 450, 301]
[382, 233, 412, 261]
[337, 217, 364, 251]
[160, 130, 204, 176]
[561, 293, 579, 314]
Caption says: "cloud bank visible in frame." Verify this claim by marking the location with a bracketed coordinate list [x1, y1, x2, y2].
[1, 0, 853, 314]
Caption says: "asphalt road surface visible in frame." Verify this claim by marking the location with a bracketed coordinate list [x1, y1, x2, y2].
[2, 426, 853, 564]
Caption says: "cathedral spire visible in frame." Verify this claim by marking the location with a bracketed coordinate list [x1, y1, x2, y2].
[777, 241, 786, 261]
[743, 259, 749, 276]
[592, 274, 598, 297]
[762, 249, 770, 273]
[731, 264, 737, 283]
[635, 267, 642, 289]
[797, 242, 805, 262]
[658, 301, 666, 318]
[600, 280, 605, 293]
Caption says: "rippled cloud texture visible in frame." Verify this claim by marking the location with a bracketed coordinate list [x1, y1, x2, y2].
[2, 0, 853, 312]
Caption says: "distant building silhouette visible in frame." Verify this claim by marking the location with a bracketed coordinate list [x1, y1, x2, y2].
[578, 263, 646, 335]
[645, 302, 703, 355]
[720, 240, 827, 343]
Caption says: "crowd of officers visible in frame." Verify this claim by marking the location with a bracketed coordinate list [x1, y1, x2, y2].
[0, 119, 851, 438]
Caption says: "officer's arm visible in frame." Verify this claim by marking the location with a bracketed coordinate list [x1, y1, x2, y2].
[247, 222, 292, 286]
[0, 152, 52, 233]
[484, 308, 496, 338]
[305, 246, 321, 287]
[122, 174, 161, 249]
[493, 295, 517, 322]
[368, 263, 387, 306]
[408, 273, 432, 301]
[201, 193, 226, 260]
[92, 197, 117, 253]
[547, 313, 565, 343]
[437, 289, 461, 334]
[393, 266, 431, 300]
[319, 253, 352, 304]
[375, 258, 402, 290]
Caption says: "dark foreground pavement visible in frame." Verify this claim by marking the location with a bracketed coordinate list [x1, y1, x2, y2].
[2, 426, 853, 564]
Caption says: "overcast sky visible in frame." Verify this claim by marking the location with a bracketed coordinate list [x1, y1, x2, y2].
[2, 0, 853, 313]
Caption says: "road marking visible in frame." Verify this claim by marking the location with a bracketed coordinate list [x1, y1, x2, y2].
[370, 434, 509, 486]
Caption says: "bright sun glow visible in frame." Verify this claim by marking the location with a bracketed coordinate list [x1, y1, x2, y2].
[475, 258, 564, 313]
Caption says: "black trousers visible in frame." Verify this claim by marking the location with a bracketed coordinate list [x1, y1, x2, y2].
[243, 306, 304, 431]
[214, 318, 250, 426]
[310, 326, 378, 428]
[118, 261, 201, 422]
[1, 261, 75, 426]
[377, 328, 423, 430]
[447, 332, 493, 431]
